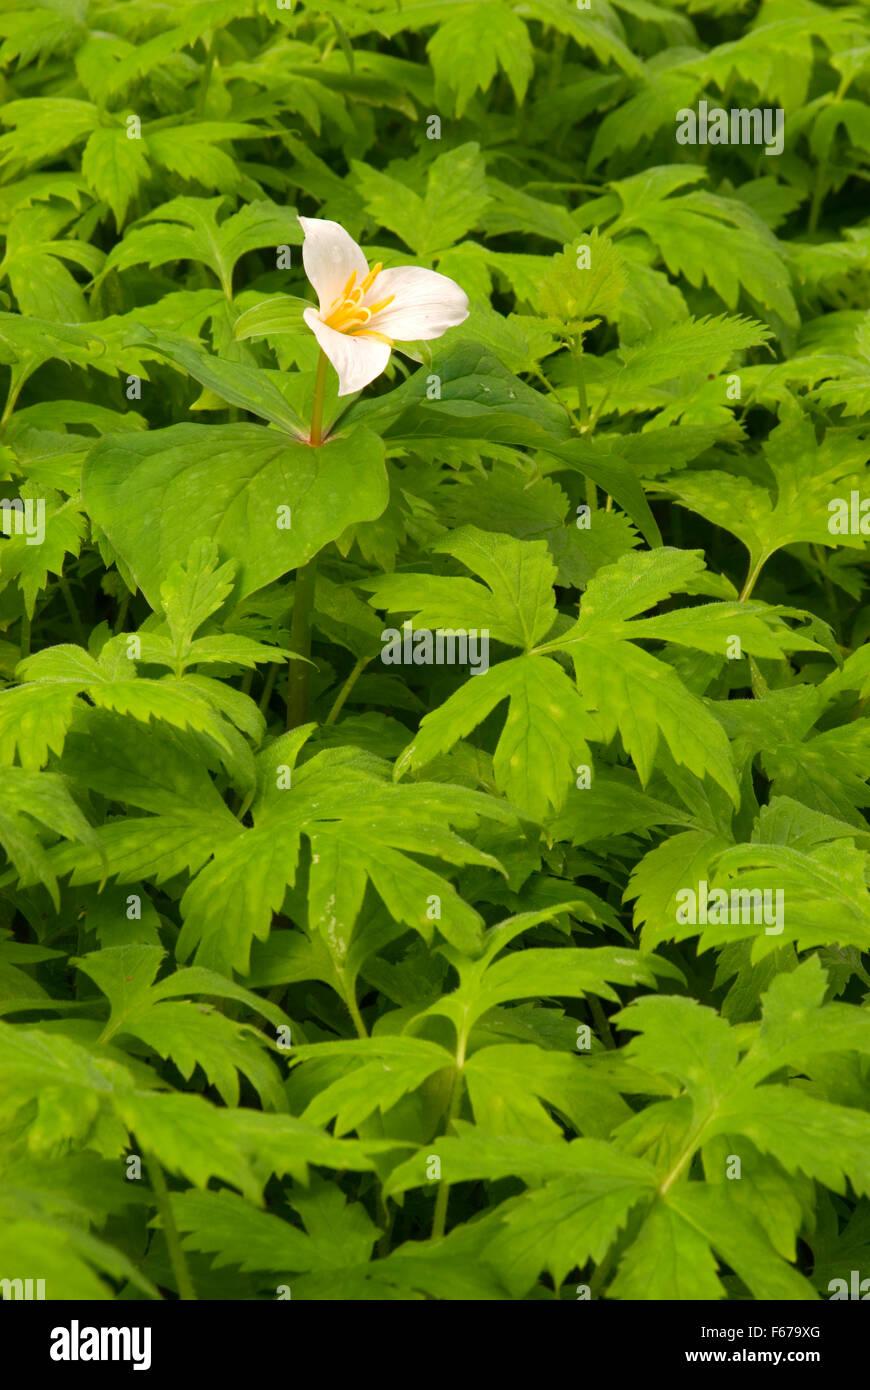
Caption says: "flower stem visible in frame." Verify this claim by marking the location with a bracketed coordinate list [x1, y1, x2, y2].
[286, 557, 317, 728]
[430, 1020, 469, 1240]
[325, 655, 369, 726]
[146, 1152, 196, 1300]
[283, 350, 332, 727]
[308, 348, 329, 446]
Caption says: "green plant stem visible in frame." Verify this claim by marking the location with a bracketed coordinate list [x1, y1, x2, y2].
[19, 608, 30, 658]
[808, 77, 851, 234]
[588, 1246, 616, 1299]
[344, 980, 368, 1039]
[0, 365, 29, 439]
[258, 662, 277, 716]
[376, 1204, 395, 1258]
[573, 333, 589, 430]
[324, 655, 369, 726]
[195, 33, 216, 116]
[58, 576, 85, 646]
[286, 558, 317, 728]
[589, 994, 615, 1049]
[533, 366, 580, 433]
[147, 1152, 197, 1300]
[308, 348, 329, 446]
[813, 542, 841, 637]
[114, 591, 131, 635]
[430, 1019, 469, 1240]
[738, 550, 770, 602]
[284, 350, 332, 727]
[535, 350, 601, 508]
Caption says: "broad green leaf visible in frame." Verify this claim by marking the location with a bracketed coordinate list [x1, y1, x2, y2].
[83, 422, 389, 606]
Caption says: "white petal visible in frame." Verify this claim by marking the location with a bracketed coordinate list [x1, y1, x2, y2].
[367, 265, 469, 341]
[303, 308, 392, 397]
[298, 216, 369, 314]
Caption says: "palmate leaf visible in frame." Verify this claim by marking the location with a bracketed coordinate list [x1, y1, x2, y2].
[612, 313, 772, 394]
[0, 203, 103, 322]
[0, 311, 127, 386]
[462, 1042, 632, 1142]
[37, 711, 250, 892]
[524, 230, 627, 330]
[628, 789, 870, 954]
[386, 539, 814, 815]
[663, 410, 870, 589]
[137, 536, 294, 677]
[80, 126, 151, 228]
[173, 738, 517, 973]
[0, 767, 103, 909]
[700, 838, 870, 960]
[716, 686, 870, 828]
[549, 548, 820, 795]
[364, 525, 595, 819]
[0, 1019, 385, 1202]
[627, 827, 734, 950]
[427, 4, 533, 114]
[71, 944, 288, 1109]
[352, 142, 490, 256]
[608, 1184, 816, 1301]
[171, 1182, 510, 1299]
[605, 166, 798, 329]
[0, 98, 99, 175]
[387, 962, 864, 1297]
[613, 964, 870, 1205]
[0, 1218, 159, 1301]
[6, 641, 248, 781]
[343, 342, 662, 546]
[290, 1036, 453, 1135]
[421, 922, 674, 1039]
[0, 490, 89, 617]
[171, 1180, 378, 1277]
[365, 526, 559, 647]
[287, 915, 664, 1137]
[436, 461, 641, 589]
[100, 196, 304, 295]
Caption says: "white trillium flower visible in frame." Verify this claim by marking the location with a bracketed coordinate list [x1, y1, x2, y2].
[298, 216, 470, 397]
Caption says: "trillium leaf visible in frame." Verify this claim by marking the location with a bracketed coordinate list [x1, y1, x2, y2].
[82, 422, 389, 605]
[123, 331, 305, 433]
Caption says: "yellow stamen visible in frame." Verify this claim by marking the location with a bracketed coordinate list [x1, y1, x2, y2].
[321, 263, 396, 336]
[359, 261, 383, 293]
[330, 271, 357, 309]
[365, 294, 395, 316]
[357, 329, 394, 345]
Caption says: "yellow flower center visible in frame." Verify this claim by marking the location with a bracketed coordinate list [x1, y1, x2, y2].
[321, 264, 395, 343]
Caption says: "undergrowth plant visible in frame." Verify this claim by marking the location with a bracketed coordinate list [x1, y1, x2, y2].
[1, 0, 870, 1302]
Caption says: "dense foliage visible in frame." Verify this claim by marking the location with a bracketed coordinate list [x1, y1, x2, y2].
[2, 0, 870, 1302]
